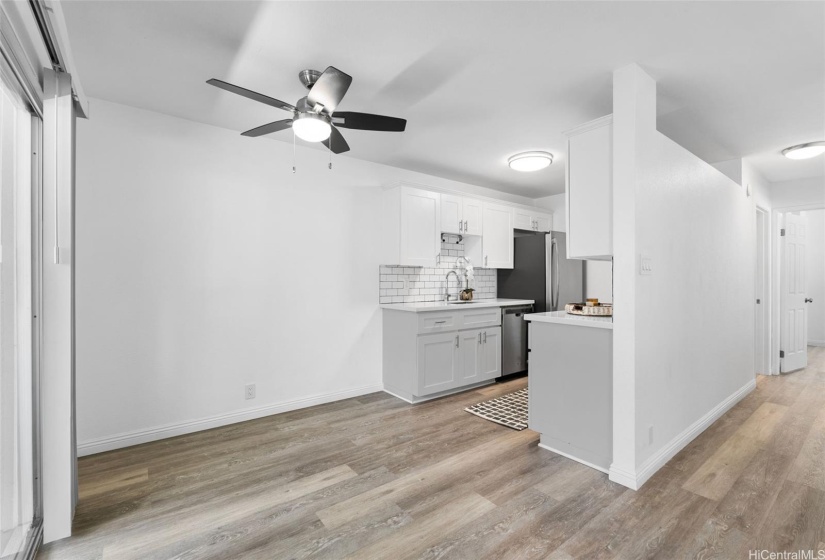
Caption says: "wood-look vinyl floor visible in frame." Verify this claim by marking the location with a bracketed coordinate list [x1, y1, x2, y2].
[39, 347, 825, 559]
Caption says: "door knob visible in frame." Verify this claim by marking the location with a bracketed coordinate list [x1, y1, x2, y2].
[805, 298, 814, 303]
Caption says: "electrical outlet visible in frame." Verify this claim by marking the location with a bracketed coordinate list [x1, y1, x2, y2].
[245, 384, 256, 400]
[648, 425, 654, 445]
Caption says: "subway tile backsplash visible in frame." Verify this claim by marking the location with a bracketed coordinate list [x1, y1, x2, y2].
[378, 237, 497, 304]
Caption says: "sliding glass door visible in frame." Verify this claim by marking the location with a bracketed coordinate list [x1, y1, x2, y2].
[0, 62, 40, 559]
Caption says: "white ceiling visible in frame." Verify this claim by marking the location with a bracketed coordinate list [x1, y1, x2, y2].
[62, 1, 824, 198]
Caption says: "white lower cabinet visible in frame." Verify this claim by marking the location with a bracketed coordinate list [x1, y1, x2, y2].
[383, 308, 502, 403]
[418, 327, 502, 396]
[459, 330, 483, 384]
[479, 327, 502, 379]
[418, 331, 460, 394]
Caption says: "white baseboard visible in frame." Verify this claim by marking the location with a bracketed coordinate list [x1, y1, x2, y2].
[809, 340, 825, 347]
[77, 384, 384, 457]
[383, 380, 494, 404]
[538, 443, 609, 474]
[609, 377, 756, 490]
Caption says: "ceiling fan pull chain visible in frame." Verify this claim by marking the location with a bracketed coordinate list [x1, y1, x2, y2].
[329, 144, 332, 170]
[292, 127, 296, 173]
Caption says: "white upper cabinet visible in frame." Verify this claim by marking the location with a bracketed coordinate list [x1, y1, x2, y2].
[565, 115, 612, 260]
[382, 186, 441, 267]
[440, 193, 463, 235]
[440, 193, 483, 235]
[534, 212, 553, 232]
[513, 208, 534, 231]
[462, 198, 483, 236]
[514, 208, 553, 232]
[481, 202, 514, 269]
[383, 184, 551, 269]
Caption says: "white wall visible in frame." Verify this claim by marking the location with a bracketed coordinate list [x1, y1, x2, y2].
[535, 193, 613, 303]
[75, 98, 537, 455]
[770, 177, 825, 209]
[611, 65, 755, 489]
[805, 210, 825, 346]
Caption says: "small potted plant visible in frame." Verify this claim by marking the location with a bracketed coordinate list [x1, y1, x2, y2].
[460, 264, 475, 301]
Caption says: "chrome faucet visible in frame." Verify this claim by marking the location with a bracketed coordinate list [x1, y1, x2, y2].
[444, 270, 460, 302]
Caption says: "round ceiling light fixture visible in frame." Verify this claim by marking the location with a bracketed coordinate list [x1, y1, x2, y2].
[292, 112, 331, 143]
[782, 141, 825, 160]
[508, 151, 553, 172]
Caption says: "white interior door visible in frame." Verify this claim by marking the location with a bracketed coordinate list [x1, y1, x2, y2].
[780, 212, 808, 372]
[754, 208, 768, 374]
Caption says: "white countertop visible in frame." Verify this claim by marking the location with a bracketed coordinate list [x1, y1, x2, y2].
[525, 310, 614, 330]
[381, 298, 535, 313]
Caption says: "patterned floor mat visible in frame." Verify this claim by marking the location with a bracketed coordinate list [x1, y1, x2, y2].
[464, 387, 528, 430]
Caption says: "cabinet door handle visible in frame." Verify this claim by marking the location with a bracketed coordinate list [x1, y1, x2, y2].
[459, 220, 463, 233]
[484, 255, 488, 267]
[483, 331, 487, 344]
[464, 220, 468, 231]
[435, 320, 446, 324]
[478, 332, 482, 344]
[455, 335, 459, 348]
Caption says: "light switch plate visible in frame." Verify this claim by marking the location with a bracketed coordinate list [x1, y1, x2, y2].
[640, 255, 653, 275]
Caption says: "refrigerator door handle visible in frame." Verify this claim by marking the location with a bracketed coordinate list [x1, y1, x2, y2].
[551, 237, 560, 310]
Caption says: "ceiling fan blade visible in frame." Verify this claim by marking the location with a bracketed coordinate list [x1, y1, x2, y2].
[322, 126, 350, 154]
[241, 119, 293, 137]
[333, 112, 406, 132]
[307, 66, 352, 114]
[207, 79, 295, 112]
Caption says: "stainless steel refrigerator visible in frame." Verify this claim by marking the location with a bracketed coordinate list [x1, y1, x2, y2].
[497, 231, 584, 313]
[496, 232, 584, 377]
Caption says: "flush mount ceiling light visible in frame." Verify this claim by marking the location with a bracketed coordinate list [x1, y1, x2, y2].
[782, 141, 825, 160]
[508, 151, 553, 172]
[292, 112, 332, 143]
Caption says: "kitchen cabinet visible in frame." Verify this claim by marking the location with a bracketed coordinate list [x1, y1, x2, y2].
[382, 307, 503, 403]
[417, 327, 501, 396]
[481, 202, 514, 269]
[418, 331, 460, 394]
[478, 327, 502, 379]
[458, 327, 501, 385]
[382, 183, 556, 269]
[534, 212, 553, 232]
[441, 193, 483, 236]
[514, 209, 553, 232]
[564, 115, 612, 260]
[382, 186, 441, 266]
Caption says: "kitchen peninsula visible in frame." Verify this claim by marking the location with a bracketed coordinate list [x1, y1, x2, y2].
[526, 311, 613, 472]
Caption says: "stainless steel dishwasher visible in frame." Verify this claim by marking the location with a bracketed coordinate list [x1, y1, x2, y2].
[501, 305, 533, 376]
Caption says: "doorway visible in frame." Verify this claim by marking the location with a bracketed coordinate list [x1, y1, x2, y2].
[0, 62, 42, 558]
[755, 207, 769, 374]
[775, 206, 825, 374]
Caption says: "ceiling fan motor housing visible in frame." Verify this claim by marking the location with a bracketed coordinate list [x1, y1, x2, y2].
[298, 69, 323, 90]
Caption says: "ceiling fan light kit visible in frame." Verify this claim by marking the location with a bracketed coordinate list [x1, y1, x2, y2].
[293, 112, 331, 142]
[508, 151, 554, 172]
[782, 141, 825, 160]
[206, 66, 407, 170]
